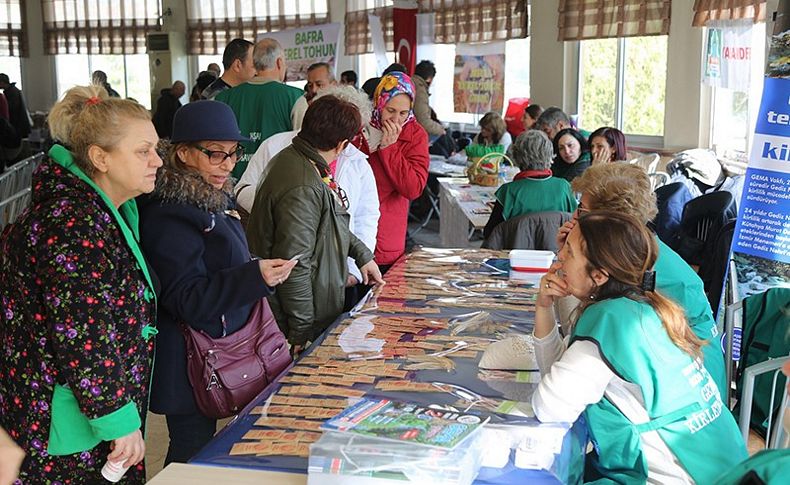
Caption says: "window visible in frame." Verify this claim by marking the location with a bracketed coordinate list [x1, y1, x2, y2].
[710, 22, 766, 153]
[186, 0, 329, 55]
[42, 0, 161, 55]
[0, 56, 21, 89]
[0, 0, 25, 57]
[579, 35, 668, 138]
[55, 54, 152, 109]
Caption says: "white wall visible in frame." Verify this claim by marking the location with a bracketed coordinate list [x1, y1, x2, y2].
[15, 0, 753, 150]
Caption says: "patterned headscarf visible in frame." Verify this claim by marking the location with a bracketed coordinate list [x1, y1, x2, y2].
[370, 72, 416, 129]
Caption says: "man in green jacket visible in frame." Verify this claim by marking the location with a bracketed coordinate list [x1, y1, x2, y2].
[247, 95, 384, 356]
[216, 38, 303, 179]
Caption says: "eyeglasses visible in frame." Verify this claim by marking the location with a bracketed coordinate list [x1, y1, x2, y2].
[194, 144, 244, 165]
[576, 199, 591, 216]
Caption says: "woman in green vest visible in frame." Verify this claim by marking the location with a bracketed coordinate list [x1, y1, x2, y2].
[533, 211, 747, 484]
[482, 129, 577, 239]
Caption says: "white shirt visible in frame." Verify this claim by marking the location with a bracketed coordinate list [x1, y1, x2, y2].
[237, 131, 380, 283]
[532, 325, 693, 484]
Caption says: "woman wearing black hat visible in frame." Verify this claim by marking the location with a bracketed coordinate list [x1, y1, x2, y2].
[137, 100, 297, 464]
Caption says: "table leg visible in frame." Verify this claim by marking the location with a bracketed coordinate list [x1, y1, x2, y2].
[439, 184, 472, 248]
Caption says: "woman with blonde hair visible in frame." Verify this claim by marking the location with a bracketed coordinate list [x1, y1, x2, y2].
[0, 86, 161, 482]
[474, 111, 512, 152]
[556, 162, 726, 399]
[533, 211, 746, 483]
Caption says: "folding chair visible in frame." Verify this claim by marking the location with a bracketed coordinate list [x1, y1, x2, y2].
[738, 356, 789, 449]
[630, 152, 660, 174]
[0, 187, 32, 230]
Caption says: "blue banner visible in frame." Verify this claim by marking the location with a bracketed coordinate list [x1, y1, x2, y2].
[732, 77, 790, 264]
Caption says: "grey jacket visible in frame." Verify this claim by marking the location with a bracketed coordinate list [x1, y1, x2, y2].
[482, 211, 573, 252]
[412, 75, 445, 136]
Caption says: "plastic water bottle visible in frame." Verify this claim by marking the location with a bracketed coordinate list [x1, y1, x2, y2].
[498, 164, 507, 186]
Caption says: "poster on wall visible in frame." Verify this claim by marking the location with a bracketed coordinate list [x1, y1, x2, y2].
[453, 42, 505, 114]
[702, 20, 753, 92]
[257, 23, 340, 82]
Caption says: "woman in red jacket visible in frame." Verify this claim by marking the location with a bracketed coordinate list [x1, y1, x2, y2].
[361, 72, 429, 271]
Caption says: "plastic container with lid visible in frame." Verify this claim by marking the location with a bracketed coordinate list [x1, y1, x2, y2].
[508, 250, 554, 274]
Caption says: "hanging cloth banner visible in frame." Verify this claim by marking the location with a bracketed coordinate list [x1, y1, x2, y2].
[702, 20, 754, 92]
[368, 14, 390, 75]
[453, 42, 506, 114]
[257, 23, 341, 82]
[393, 1, 418, 74]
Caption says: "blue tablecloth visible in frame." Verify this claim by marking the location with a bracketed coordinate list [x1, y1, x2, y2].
[191, 249, 587, 484]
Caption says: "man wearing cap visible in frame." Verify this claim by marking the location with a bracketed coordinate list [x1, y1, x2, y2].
[216, 38, 303, 179]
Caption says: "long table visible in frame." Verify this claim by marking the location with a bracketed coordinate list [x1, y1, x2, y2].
[437, 178, 497, 247]
[184, 249, 585, 484]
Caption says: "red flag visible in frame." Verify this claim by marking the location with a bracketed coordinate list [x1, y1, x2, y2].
[393, 7, 417, 75]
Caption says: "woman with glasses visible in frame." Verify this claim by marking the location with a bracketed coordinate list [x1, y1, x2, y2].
[247, 95, 385, 358]
[137, 100, 297, 464]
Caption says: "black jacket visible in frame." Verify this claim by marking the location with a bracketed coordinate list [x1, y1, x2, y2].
[152, 88, 182, 138]
[3, 83, 30, 144]
[138, 165, 273, 415]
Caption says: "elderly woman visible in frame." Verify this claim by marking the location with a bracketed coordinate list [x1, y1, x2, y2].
[239, 85, 380, 310]
[0, 86, 161, 483]
[551, 128, 591, 182]
[555, 163, 727, 400]
[361, 72, 430, 272]
[483, 130, 577, 238]
[589, 126, 628, 164]
[247, 95, 385, 357]
[473, 111, 512, 152]
[137, 100, 296, 464]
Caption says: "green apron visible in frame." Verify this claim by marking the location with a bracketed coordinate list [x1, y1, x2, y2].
[654, 238, 727, 399]
[571, 297, 747, 484]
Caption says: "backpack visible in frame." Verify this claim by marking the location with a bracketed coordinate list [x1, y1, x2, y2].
[734, 288, 790, 438]
[653, 182, 694, 246]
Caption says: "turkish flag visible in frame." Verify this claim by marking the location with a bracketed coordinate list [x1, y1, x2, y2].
[393, 7, 418, 75]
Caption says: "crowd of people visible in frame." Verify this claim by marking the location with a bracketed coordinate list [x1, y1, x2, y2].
[0, 34, 769, 485]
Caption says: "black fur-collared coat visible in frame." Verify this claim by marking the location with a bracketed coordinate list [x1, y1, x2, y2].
[137, 165, 273, 415]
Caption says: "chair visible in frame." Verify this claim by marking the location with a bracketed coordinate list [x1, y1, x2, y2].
[648, 171, 669, 191]
[725, 288, 790, 445]
[481, 211, 573, 251]
[738, 356, 789, 449]
[0, 152, 45, 201]
[673, 191, 737, 267]
[408, 180, 441, 235]
[698, 219, 736, 319]
[630, 152, 660, 174]
[0, 187, 32, 230]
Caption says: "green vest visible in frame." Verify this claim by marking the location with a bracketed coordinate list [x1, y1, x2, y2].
[654, 238, 727, 399]
[215, 80, 303, 179]
[495, 177, 577, 221]
[714, 449, 790, 485]
[571, 298, 747, 484]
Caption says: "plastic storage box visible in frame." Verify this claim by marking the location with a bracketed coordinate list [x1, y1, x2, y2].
[307, 430, 485, 485]
[508, 250, 554, 273]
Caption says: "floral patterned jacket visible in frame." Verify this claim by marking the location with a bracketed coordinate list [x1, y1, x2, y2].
[0, 145, 157, 483]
